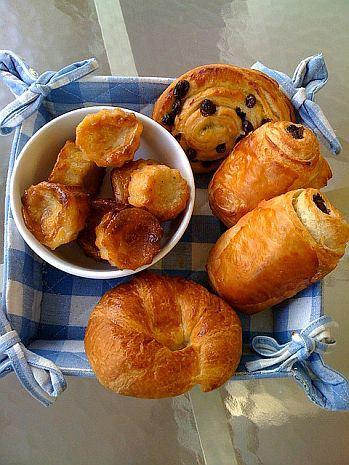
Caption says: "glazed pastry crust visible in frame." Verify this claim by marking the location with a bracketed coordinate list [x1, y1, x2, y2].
[48, 140, 104, 196]
[84, 272, 242, 398]
[95, 207, 163, 270]
[111, 159, 159, 204]
[76, 108, 143, 167]
[153, 64, 295, 172]
[22, 181, 90, 250]
[128, 164, 190, 221]
[77, 199, 125, 261]
[209, 122, 332, 227]
[207, 189, 349, 314]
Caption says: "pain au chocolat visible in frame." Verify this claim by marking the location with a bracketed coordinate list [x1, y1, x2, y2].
[207, 189, 349, 314]
[209, 122, 332, 227]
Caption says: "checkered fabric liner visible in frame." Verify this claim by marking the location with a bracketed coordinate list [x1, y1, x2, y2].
[2, 75, 323, 379]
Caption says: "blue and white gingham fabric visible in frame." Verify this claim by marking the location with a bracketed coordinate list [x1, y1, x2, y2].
[0, 52, 347, 410]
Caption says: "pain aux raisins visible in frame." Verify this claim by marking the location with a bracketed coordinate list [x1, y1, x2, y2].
[173, 80, 190, 98]
[216, 143, 226, 153]
[162, 112, 175, 126]
[261, 118, 272, 125]
[235, 107, 246, 120]
[245, 94, 256, 108]
[174, 133, 182, 142]
[242, 120, 254, 134]
[186, 148, 197, 161]
[200, 99, 216, 117]
[172, 99, 182, 115]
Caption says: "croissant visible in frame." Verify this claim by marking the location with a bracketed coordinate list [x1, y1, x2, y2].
[209, 122, 332, 227]
[76, 108, 143, 167]
[152, 64, 295, 173]
[77, 199, 125, 261]
[95, 207, 163, 270]
[207, 189, 349, 314]
[48, 140, 104, 196]
[84, 272, 242, 398]
[22, 182, 90, 250]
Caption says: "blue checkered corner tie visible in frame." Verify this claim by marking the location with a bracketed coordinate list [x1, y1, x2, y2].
[252, 53, 341, 155]
[0, 50, 98, 135]
[246, 316, 349, 410]
[0, 305, 67, 406]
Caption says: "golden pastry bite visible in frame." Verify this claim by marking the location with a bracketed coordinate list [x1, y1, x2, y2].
[209, 122, 332, 227]
[48, 140, 104, 196]
[75, 108, 143, 167]
[85, 272, 242, 398]
[207, 188, 349, 314]
[22, 182, 90, 250]
[152, 64, 295, 173]
[77, 199, 125, 261]
[128, 165, 190, 221]
[95, 207, 163, 270]
[111, 158, 159, 204]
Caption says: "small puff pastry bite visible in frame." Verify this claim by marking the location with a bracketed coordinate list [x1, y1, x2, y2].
[48, 140, 104, 196]
[22, 181, 90, 250]
[209, 122, 332, 227]
[152, 64, 295, 173]
[207, 188, 349, 314]
[95, 207, 163, 270]
[77, 199, 125, 261]
[76, 108, 143, 167]
[128, 164, 190, 221]
[111, 159, 159, 204]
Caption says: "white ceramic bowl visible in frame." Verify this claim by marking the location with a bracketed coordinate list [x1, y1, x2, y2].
[10, 106, 195, 279]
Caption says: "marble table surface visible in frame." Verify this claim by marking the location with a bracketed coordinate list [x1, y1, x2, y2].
[1, 1, 348, 464]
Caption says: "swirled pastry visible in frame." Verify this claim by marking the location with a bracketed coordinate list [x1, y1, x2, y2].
[48, 140, 104, 196]
[95, 207, 163, 270]
[152, 64, 295, 173]
[209, 122, 332, 227]
[77, 199, 125, 261]
[207, 189, 349, 314]
[128, 164, 190, 221]
[76, 108, 143, 167]
[85, 272, 242, 398]
[22, 182, 90, 250]
[111, 159, 159, 204]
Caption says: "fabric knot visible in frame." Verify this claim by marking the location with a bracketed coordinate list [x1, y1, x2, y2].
[28, 81, 51, 97]
[0, 329, 21, 352]
[0, 309, 66, 406]
[252, 53, 342, 154]
[291, 87, 307, 110]
[292, 333, 316, 360]
[0, 50, 98, 136]
[245, 316, 349, 411]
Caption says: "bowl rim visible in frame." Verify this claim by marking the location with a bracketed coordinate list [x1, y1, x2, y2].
[10, 105, 195, 279]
